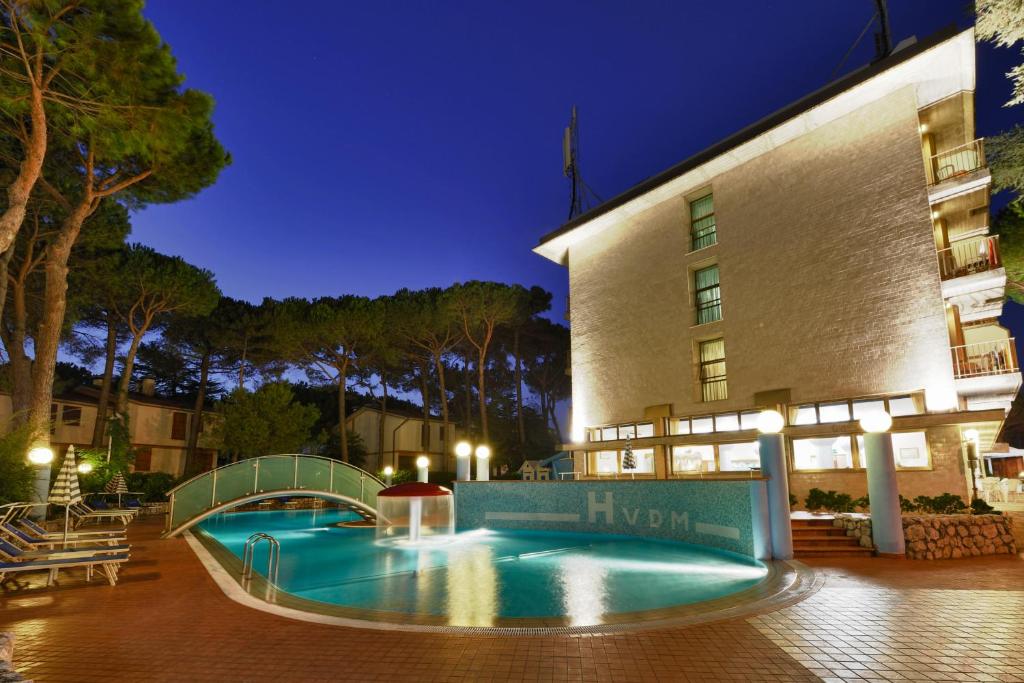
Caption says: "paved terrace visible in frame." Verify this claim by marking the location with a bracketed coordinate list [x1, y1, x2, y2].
[1, 517, 1022, 682]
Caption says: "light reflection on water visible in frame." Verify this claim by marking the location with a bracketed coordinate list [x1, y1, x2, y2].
[200, 509, 766, 626]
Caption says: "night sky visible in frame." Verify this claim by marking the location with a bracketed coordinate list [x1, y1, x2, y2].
[135, 1, 1024, 331]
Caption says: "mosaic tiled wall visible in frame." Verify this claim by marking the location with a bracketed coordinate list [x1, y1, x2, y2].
[454, 480, 770, 559]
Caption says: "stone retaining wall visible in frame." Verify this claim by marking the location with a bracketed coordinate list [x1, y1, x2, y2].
[902, 514, 1016, 560]
[832, 515, 874, 549]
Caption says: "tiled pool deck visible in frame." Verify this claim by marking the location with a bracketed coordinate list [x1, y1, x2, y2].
[1, 517, 1022, 682]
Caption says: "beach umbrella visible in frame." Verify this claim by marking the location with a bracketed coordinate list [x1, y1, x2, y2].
[48, 445, 83, 548]
[105, 471, 128, 506]
[622, 436, 636, 472]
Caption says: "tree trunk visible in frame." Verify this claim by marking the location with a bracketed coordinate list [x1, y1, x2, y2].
[115, 329, 146, 416]
[433, 351, 450, 458]
[7, 259, 33, 420]
[476, 350, 488, 443]
[418, 358, 431, 452]
[514, 328, 525, 449]
[28, 202, 91, 445]
[548, 400, 563, 445]
[379, 375, 389, 469]
[337, 362, 349, 463]
[91, 318, 118, 447]
[0, 85, 47, 328]
[462, 351, 473, 436]
[184, 351, 211, 475]
[237, 335, 248, 389]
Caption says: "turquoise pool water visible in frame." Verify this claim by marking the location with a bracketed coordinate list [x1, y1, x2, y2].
[199, 509, 767, 626]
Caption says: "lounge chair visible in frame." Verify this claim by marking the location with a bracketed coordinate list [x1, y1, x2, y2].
[0, 551, 130, 587]
[1, 523, 125, 551]
[0, 538, 129, 564]
[15, 517, 123, 541]
[70, 502, 136, 528]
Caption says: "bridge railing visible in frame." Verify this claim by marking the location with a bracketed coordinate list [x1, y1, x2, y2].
[166, 455, 384, 534]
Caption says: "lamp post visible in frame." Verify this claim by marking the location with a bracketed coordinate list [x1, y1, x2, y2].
[27, 446, 54, 521]
[415, 456, 430, 483]
[454, 441, 472, 481]
[860, 411, 905, 557]
[963, 428, 981, 500]
[475, 445, 491, 481]
[383, 465, 394, 487]
[756, 410, 792, 560]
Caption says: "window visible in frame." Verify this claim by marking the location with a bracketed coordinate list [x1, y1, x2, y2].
[171, 412, 188, 440]
[619, 424, 637, 439]
[852, 399, 885, 420]
[792, 436, 854, 470]
[888, 396, 919, 416]
[134, 448, 152, 472]
[622, 448, 655, 474]
[719, 441, 760, 471]
[691, 416, 714, 434]
[61, 406, 82, 426]
[438, 425, 446, 441]
[818, 401, 850, 423]
[689, 194, 716, 251]
[856, 431, 929, 469]
[714, 413, 740, 432]
[594, 451, 618, 474]
[601, 426, 618, 441]
[740, 411, 761, 431]
[672, 445, 716, 474]
[694, 265, 721, 324]
[672, 419, 691, 435]
[699, 339, 727, 401]
[793, 405, 817, 425]
[636, 422, 655, 438]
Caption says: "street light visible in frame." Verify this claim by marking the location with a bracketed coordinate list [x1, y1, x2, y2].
[963, 428, 982, 499]
[860, 411, 893, 434]
[27, 447, 54, 465]
[454, 440, 472, 481]
[77, 461, 93, 474]
[756, 410, 785, 434]
[474, 445, 491, 481]
[755, 409, 791, 560]
[859, 410, 905, 556]
[383, 465, 394, 486]
[416, 455, 430, 483]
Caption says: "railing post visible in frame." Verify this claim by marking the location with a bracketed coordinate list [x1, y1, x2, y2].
[254, 458, 260, 493]
[360, 474, 365, 503]
[167, 493, 174, 533]
[293, 455, 299, 489]
[329, 461, 334, 492]
[211, 470, 218, 507]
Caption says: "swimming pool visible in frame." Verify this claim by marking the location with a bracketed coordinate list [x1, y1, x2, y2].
[197, 509, 769, 628]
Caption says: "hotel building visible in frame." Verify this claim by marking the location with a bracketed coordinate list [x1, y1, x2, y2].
[533, 27, 1020, 503]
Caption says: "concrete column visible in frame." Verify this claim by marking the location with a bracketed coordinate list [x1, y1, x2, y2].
[475, 455, 490, 481]
[757, 432, 793, 560]
[863, 431, 905, 557]
[456, 455, 470, 482]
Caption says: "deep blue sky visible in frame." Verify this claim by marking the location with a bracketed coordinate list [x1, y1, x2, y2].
[135, 1, 1024, 329]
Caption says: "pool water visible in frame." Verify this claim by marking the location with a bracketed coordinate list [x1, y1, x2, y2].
[199, 509, 767, 627]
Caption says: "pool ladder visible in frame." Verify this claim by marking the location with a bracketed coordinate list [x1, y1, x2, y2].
[241, 532, 281, 585]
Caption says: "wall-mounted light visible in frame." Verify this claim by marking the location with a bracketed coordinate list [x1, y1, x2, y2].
[756, 410, 785, 435]
[77, 462, 93, 474]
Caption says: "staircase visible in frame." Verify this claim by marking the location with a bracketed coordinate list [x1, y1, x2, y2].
[792, 516, 874, 558]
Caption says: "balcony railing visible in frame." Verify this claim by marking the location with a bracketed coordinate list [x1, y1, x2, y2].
[928, 139, 986, 185]
[937, 235, 1000, 280]
[951, 338, 1018, 379]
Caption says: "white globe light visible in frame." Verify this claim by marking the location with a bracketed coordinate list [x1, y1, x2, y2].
[77, 462, 93, 474]
[475, 445, 491, 460]
[383, 466, 394, 476]
[27, 447, 53, 465]
[756, 410, 785, 434]
[963, 428, 980, 442]
[454, 441, 472, 458]
[415, 456, 430, 469]
[859, 411, 893, 434]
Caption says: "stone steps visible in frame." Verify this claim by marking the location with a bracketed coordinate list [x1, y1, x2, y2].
[791, 516, 874, 557]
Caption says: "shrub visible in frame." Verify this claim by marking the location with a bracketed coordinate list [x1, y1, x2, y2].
[912, 493, 967, 514]
[0, 423, 34, 505]
[788, 493, 797, 509]
[126, 472, 178, 502]
[970, 497, 995, 514]
[899, 494, 919, 512]
[804, 488, 859, 513]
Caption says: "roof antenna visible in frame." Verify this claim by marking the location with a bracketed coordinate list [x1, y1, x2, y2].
[563, 106, 602, 221]
[873, 0, 892, 61]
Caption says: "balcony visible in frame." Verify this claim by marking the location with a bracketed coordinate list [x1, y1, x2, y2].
[927, 139, 990, 203]
[937, 234, 1006, 321]
[938, 235, 1000, 280]
[951, 338, 1022, 412]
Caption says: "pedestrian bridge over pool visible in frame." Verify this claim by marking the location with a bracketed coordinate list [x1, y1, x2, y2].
[162, 454, 384, 538]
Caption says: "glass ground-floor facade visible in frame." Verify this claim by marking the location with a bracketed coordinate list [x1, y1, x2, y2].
[571, 392, 1005, 505]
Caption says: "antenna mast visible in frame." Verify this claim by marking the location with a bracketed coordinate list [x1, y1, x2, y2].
[563, 106, 601, 221]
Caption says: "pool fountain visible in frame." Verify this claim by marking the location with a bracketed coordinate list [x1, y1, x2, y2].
[375, 482, 454, 546]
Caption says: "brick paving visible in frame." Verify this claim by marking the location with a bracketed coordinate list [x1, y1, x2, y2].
[1, 518, 1022, 682]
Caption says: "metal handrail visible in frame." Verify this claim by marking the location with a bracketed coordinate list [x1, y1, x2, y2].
[165, 454, 384, 495]
[937, 235, 1000, 280]
[951, 338, 1019, 378]
[928, 138, 985, 185]
[242, 532, 281, 585]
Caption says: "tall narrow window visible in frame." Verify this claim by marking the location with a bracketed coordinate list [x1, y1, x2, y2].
[694, 265, 721, 324]
[690, 194, 716, 250]
[171, 412, 188, 440]
[699, 339, 727, 401]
